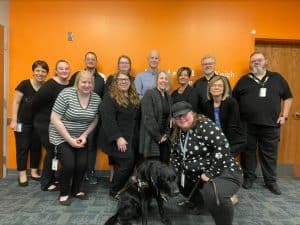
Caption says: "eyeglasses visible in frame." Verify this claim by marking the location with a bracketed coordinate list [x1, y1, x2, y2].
[174, 112, 190, 120]
[119, 61, 130, 65]
[211, 84, 224, 88]
[202, 62, 215, 66]
[251, 58, 264, 63]
[117, 78, 130, 82]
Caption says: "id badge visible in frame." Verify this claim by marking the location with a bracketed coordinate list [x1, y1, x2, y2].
[15, 123, 22, 132]
[52, 158, 58, 171]
[259, 87, 267, 97]
[181, 172, 185, 187]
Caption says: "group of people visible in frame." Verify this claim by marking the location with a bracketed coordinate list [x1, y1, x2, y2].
[11, 49, 292, 224]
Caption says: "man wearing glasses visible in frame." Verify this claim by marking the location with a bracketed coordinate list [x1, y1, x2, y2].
[69, 51, 106, 185]
[193, 55, 231, 113]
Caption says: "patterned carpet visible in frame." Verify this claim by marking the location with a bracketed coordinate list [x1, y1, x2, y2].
[0, 171, 299, 225]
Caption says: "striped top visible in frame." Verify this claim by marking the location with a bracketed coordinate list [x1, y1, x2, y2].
[49, 87, 101, 146]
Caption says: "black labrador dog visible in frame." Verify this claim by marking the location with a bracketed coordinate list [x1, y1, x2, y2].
[104, 160, 179, 225]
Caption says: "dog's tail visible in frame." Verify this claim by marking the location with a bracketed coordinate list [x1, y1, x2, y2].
[103, 212, 119, 225]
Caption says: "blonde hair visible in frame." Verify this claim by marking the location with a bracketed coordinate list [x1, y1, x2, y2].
[74, 70, 94, 90]
[207, 75, 230, 101]
[156, 70, 172, 91]
[201, 55, 216, 65]
[109, 72, 140, 108]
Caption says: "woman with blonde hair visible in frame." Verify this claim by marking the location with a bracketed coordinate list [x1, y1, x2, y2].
[98, 71, 140, 199]
[203, 75, 246, 157]
[139, 70, 172, 163]
[50, 70, 101, 205]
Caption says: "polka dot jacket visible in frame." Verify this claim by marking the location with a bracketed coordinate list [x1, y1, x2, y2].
[171, 117, 242, 181]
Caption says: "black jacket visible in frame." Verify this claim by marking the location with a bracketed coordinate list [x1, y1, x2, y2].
[98, 93, 140, 158]
[202, 97, 246, 146]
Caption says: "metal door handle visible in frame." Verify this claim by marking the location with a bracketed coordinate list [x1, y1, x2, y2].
[295, 112, 300, 119]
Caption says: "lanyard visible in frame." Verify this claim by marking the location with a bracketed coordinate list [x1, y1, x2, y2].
[248, 74, 269, 87]
[179, 129, 189, 161]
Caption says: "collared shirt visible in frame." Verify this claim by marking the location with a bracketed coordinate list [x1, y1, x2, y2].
[134, 69, 157, 99]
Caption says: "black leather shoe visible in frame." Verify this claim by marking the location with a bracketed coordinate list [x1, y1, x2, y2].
[30, 176, 41, 181]
[242, 179, 253, 189]
[18, 178, 28, 187]
[266, 183, 282, 195]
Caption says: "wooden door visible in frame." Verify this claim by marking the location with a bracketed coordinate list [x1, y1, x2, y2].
[255, 40, 300, 177]
[0, 25, 4, 178]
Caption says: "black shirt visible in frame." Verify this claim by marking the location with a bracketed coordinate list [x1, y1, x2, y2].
[15, 79, 37, 124]
[171, 85, 198, 108]
[32, 78, 70, 125]
[193, 74, 232, 113]
[233, 71, 293, 127]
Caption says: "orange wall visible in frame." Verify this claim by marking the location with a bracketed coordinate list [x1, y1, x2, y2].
[8, 0, 300, 169]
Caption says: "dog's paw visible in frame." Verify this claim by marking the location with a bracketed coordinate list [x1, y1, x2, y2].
[161, 217, 172, 225]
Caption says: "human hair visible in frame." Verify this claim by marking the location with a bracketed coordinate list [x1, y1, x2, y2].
[109, 71, 140, 108]
[177, 66, 192, 78]
[156, 70, 172, 90]
[170, 113, 208, 142]
[201, 55, 216, 65]
[54, 59, 69, 76]
[73, 70, 94, 90]
[85, 51, 98, 60]
[32, 60, 49, 73]
[207, 75, 230, 101]
[117, 54, 132, 73]
[250, 51, 266, 59]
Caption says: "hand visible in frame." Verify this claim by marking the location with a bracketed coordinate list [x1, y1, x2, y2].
[117, 137, 128, 152]
[277, 116, 287, 125]
[159, 135, 167, 144]
[68, 138, 85, 148]
[10, 120, 17, 130]
[77, 134, 88, 146]
[201, 173, 210, 182]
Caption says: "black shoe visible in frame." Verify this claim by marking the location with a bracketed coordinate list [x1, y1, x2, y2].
[109, 191, 120, 201]
[30, 176, 41, 181]
[242, 179, 253, 189]
[18, 178, 28, 187]
[59, 196, 72, 206]
[266, 183, 282, 195]
[88, 173, 98, 185]
[72, 192, 89, 200]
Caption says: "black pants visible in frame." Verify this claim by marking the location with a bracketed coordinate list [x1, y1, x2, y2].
[57, 142, 88, 196]
[183, 169, 243, 225]
[241, 124, 280, 184]
[86, 128, 98, 175]
[159, 141, 170, 164]
[110, 156, 135, 194]
[14, 124, 41, 171]
[34, 118, 56, 190]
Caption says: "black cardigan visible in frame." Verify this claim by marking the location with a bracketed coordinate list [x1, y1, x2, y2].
[202, 97, 246, 146]
[97, 93, 140, 158]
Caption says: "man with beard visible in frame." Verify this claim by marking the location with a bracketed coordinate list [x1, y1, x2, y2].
[134, 50, 160, 99]
[193, 55, 231, 113]
[69, 51, 105, 184]
[233, 52, 293, 195]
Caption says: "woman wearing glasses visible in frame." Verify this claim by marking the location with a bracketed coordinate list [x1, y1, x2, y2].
[98, 71, 140, 199]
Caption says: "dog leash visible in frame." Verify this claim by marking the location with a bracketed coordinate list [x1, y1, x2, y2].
[184, 178, 220, 207]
